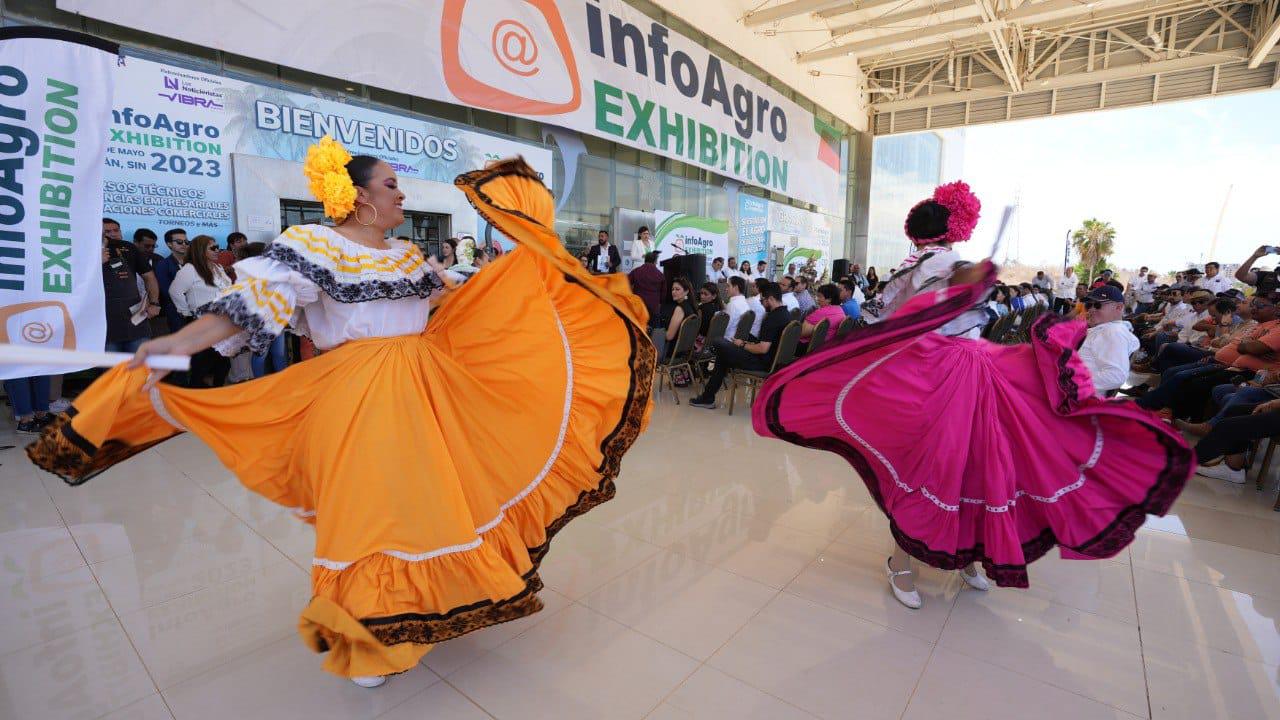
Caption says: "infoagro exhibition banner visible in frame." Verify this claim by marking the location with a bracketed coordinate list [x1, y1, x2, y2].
[652, 210, 728, 274]
[0, 28, 115, 379]
[101, 55, 552, 242]
[59, 0, 846, 212]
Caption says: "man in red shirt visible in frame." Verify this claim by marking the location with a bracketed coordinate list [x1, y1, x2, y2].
[628, 251, 665, 328]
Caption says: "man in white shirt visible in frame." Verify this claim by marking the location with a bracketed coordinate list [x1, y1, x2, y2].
[1079, 286, 1140, 396]
[723, 276, 750, 338]
[1140, 287, 1189, 355]
[1175, 290, 1215, 345]
[746, 278, 767, 337]
[779, 276, 800, 312]
[725, 256, 742, 280]
[1032, 271, 1053, 296]
[1054, 268, 1077, 314]
[709, 257, 729, 283]
[1132, 270, 1160, 313]
[1198, 262, 1233, 296]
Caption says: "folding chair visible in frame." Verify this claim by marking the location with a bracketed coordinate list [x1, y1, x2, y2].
[806, 318, 831, 355]
[728, 321, 802, 416]
[694, 311, 729, 379]
[835, 316, 856, 338]
[655, 314, 701, 404]
[733, 310, 755, 341]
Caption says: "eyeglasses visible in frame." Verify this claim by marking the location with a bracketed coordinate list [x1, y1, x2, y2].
[168, 239, 188, 245]
[1083, 300, 1118, 310]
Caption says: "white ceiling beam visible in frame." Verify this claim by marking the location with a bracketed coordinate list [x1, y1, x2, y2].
[1108, 26, 1161, 59]
[742, 0, 853, 27]
[827, 0, 976, 36]
[1029, 35, 1077, 78]
[870, 48, 1244, 111]
[816, 0, 920, 20]
[971, 49, 1012, 82]
[801, 0, 1115, 63]
[976, 0, 1024, 92]
[858, 0, 1206, 66]
[1249, 11, 1280, 68]
[904, 57, 951, 97]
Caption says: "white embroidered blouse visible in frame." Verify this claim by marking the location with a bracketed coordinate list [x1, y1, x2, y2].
[206, 224, 454, 355]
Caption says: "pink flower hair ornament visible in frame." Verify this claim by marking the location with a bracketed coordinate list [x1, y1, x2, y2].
[904, 180, 982, 245]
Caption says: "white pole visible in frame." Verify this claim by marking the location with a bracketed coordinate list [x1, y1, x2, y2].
[0, 344, 190, 371]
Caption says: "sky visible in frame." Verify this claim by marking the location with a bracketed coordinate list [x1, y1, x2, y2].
[948, 88, 1280, 276]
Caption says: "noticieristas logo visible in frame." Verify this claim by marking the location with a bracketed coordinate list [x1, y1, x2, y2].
[441, 0, 582, 115]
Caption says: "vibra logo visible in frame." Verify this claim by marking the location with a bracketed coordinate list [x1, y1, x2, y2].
[441, 0, 581, 115]
[163, 76, 179, 91]
[0, 301, 76, 350]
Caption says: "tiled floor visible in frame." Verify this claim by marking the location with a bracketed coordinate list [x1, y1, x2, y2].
[2, 396, 1279, 720]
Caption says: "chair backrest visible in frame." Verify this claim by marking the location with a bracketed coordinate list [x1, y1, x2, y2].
[789, 307, 802, 322]
[768, 321, 804, 372]
[734, 310, 755, 341]
[668, 313, 701, 363]
[807, 319, 831, 355]
[704, 311, 729, 347]
[717, 282, 729, 305]
[835, 316, 855, 338]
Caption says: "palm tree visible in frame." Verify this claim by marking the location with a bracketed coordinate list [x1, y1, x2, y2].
[1071, 219, 1116, 285]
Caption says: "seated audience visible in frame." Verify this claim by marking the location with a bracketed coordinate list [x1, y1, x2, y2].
[1136, 290, 1280, 420]
[839, 281, 862, 319]
[696, 281, 725, 349]
[746, 278, 768, 337]
[652, 277, 698, 360]
[1077, 286, 1139, 396]
[689, 283, 789, 409]
[800, 284, 845, 348]
[723, 276, 751, 339]
[1192, 398, 1280, 484]
[780, 276, 800, 312]
[794, 277, 816, 316]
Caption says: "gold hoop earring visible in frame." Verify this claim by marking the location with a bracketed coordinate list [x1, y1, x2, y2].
[354, 203, 378, 226]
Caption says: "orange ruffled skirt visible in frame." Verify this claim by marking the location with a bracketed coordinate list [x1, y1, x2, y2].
[26, 162, 655, 678]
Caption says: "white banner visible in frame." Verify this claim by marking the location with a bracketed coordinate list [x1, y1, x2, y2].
[58, 0, 846, 212]
[652, 210, 728, 275]
[99, 55, 553, 243]
[769, 203, 834, 279]
[0, 28, 115, 379]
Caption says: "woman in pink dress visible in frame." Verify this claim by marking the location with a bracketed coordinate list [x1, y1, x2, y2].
[752, 182, 1191, 609]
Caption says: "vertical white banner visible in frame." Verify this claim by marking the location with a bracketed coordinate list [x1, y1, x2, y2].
[0, 28, 116, 379]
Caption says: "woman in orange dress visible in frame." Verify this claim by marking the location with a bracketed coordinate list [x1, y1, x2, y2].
[26, 138, 655, 687]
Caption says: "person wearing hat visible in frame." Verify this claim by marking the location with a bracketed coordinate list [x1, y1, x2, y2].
[1078, 285, 1140, 395]
[1145, 294, 1232, 373]
[1139, 286, 1191, 356]
[1136, 290, 1280, 419]
[1090, 269, 1114, 290]
[1181, 266, 1204, 290]
[1132, 270, 1160, 314]
[1198, 261, 1233, 295]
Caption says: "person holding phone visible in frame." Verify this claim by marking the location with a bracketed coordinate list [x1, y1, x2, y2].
[1236, 245, 1280, 294]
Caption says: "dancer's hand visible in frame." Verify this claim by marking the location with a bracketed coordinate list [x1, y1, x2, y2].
[130, 335, 187, 391]
[952, 260, 994, 287]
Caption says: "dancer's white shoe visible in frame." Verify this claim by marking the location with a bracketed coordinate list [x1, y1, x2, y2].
[958, 565, 990, 591]
[886, 558, 922, 609]
[351, 676, 386, 689]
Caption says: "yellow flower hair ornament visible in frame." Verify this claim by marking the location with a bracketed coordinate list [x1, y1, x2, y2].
[304, 135, 357, 221]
